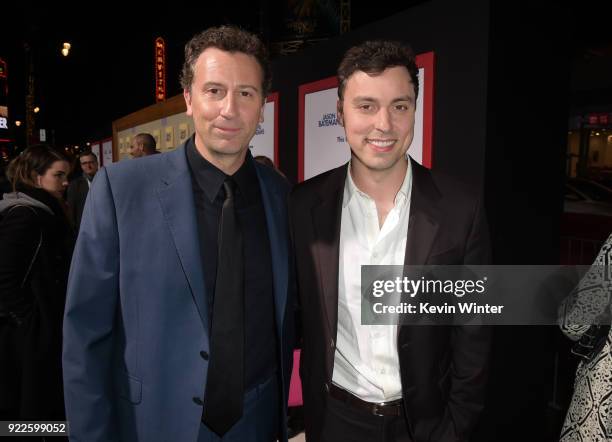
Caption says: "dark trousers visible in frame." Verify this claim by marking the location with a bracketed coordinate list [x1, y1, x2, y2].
[321, 393, 412, 442]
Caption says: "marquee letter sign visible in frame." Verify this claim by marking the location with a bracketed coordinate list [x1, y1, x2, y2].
[155, 37, 166, 102]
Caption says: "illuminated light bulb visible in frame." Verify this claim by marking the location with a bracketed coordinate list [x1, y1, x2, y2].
[61, 42, 71, 57]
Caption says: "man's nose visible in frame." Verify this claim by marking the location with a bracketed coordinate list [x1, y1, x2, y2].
[220, 93, 238, 118]
[375, 108, 392, 132]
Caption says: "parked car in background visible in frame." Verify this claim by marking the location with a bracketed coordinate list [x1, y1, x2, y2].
[564, 178, 612, 217]
[561, 178, 612, 264]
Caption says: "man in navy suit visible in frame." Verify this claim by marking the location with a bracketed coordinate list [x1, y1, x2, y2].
[63, 26, 294, 442]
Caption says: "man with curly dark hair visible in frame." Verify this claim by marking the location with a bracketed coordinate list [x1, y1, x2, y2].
[64, 26, 294, 442]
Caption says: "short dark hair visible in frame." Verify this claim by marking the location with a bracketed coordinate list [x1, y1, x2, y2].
[135, 133, 156, 153]
[7, 144, 69, 191]
[180, 25, 271, 98]
[78, 151, 98, 162]
[337, 40, 419, 101]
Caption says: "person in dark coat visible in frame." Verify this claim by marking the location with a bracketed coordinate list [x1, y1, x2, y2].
[0, 144, 74, 429]
[67, 151, 98, 231]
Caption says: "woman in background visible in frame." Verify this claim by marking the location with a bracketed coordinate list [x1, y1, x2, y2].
[0, 144, 74, 429]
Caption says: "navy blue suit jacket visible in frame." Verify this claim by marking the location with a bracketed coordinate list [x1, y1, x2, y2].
[63, 144, 294, 441]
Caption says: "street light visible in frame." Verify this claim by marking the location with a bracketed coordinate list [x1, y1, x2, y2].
[33, 106, 40, 113]
[61, 42, 71, 57]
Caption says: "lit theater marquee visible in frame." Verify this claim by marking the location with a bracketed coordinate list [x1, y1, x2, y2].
[0, 105, 8, 130]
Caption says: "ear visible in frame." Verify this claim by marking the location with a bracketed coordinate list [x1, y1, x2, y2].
[259, 102, 265, 124]
[336, 100, 344, 127]
[183, 88, 193, 117]
[35, 173, 43, 188]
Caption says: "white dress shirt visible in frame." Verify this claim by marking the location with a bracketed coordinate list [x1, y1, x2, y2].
[332, 160, 413, 402]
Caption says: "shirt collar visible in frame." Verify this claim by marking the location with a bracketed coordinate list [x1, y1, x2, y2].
[232, 150, 259, 203]
[186, 135, 258, 203]
[343, 157, 412, 208]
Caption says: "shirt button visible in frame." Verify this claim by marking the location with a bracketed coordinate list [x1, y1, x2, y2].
[200, 351, 209, 360]
[192, 397, 204, 406]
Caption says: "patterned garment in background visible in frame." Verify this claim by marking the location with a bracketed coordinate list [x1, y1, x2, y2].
[559, 234, 612, 442]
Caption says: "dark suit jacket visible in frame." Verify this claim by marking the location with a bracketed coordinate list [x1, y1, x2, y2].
[289, 159, 491, 442]
[66, 175, 90, 230]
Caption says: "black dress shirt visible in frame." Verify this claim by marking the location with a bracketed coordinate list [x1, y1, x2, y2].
[186, 137, 278, 391]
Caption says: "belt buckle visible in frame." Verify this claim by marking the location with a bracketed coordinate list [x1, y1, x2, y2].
[374, 401, 396, 416]
[373, 403, 385, 416]
[374, 400, 401, 416]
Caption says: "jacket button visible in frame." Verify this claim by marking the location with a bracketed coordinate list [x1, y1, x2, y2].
[192, 397, 204, 406]
[330, 339, 335, 349]
[200, 351, 209, 360]
[324, 383, 330, 393]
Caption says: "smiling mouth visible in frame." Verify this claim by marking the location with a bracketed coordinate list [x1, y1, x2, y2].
[215, 126, 240, 133]
[366, 139, 396, 150]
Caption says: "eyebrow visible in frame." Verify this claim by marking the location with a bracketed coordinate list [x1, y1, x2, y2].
[238, 84, 260, 92]
[352, 95, 414, 103]
[202, 82, 260, 92]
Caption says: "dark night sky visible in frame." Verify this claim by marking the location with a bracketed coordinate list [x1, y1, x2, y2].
[1, 2, 415, 148]
[2, 1, 611, 149]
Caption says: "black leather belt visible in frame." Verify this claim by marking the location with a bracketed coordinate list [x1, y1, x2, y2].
[328, 383, 403, 417]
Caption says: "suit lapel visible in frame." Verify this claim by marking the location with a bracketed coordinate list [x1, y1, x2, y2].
[156, 147, 209, 328]
[255, 166, 289, 337]
[399, 159, 441, 345]
[311, 165, 347, 342]
[404, 159, 441, 265]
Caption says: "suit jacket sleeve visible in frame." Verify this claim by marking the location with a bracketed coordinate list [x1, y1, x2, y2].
[63, 167, 119, 441]
[438, 194, 492, 442]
